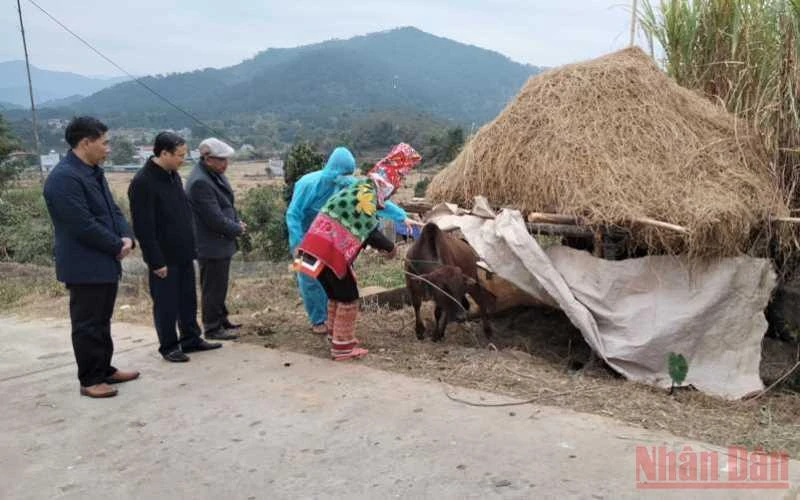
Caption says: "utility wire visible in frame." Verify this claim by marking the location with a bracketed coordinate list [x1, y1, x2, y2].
[25, 0, 239, 146]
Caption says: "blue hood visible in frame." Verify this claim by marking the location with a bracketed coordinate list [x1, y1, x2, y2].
[321, 147, 356, 181]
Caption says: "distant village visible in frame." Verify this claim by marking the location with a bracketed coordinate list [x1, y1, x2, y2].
[37, 119, 285, 177]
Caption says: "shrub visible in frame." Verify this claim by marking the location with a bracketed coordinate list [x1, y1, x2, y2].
[0, 186, 54, 265]
[283, 142, 324, 206]
[414, 177, 431, 198]
[239, 185, 289, 261]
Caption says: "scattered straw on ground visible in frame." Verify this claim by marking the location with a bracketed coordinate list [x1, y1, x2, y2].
[5, 258, 800, 457]
[236, 301, 800, 458]
[427, 46, 792, 259]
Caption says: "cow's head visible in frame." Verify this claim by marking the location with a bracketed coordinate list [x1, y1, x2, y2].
[420, 265, 476, 323]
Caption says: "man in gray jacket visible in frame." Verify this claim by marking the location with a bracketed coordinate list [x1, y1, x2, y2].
[185, 138, 246, 340]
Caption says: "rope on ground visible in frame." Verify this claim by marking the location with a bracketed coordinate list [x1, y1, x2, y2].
[442, 383, 603, 408]
[503, 364, 542, 381]
[444, 389, 558, 407]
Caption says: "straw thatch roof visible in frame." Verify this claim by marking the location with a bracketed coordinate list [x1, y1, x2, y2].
[427, 47, 792, 258]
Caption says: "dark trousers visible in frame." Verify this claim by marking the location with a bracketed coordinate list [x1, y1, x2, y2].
[318, 267, 359, 303]
[67, 283, 119, 386]
[198, 258, 232, 334]
[148, 262, 203, 355]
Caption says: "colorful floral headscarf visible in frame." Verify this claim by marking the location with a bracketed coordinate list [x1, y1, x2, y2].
[367, 143, 422, 206]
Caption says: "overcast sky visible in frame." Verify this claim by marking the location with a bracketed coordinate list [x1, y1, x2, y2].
[0, 0, 641, 77]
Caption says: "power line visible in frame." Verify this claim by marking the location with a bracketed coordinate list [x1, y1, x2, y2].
[25, 0, 238, 146]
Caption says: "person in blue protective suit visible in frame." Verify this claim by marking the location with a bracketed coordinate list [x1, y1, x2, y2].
[286, 146, 417, 334]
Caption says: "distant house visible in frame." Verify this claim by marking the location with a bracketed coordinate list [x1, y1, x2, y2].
[266, 158, 284, 177]
[40, 150, 60, 173]
[45, 119, 68, 129]
[134, 145, 152, 162]
[236, 144, 256, 161]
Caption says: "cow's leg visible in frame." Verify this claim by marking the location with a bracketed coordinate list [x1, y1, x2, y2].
[480, 306, 492, 338]
[432, 305, 447, 342]
[469, 281, 493, 339]
[410, 282, 426, 340]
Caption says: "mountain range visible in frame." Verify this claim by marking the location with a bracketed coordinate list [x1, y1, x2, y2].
[0, 60, 127, 107]
[77, 27, 542, 125]
[3, 27, 546, 147]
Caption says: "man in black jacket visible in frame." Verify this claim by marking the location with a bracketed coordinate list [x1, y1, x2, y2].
[43, 116, 140, 398]
[128, 132, 221, 362]
[185, 138, 246, 340]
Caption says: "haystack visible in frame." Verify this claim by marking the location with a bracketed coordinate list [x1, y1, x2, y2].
[427, 47, 792, 258]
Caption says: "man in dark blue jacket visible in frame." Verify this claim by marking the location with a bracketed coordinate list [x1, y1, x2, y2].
[43, 116, 140, 399]
[128, 132, 221, 362]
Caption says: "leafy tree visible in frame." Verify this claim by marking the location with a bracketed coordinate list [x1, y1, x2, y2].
[282, 141, 324, 205]
[444, 126, 465, 163]
[422, 126, 466, 166]
[238, 185, 288, 261]
[414, 177, 431, 197]
[0, 114, 18, 161]
[109, 136, 136, 165]
[0, 186, 53, 263]
[0, 113, 23, 192]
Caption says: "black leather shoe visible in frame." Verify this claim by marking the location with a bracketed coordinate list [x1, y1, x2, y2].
[222, 321, 242, 330]
[183, 340, 222, 353]
[206, 329, 238, 340]
[163, 350, 190, 362]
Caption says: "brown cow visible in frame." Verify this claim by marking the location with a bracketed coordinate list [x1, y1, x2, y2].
[405, 223, 495, 342]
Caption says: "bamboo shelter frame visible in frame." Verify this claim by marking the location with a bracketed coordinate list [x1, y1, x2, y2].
[398, 198, 800, 260]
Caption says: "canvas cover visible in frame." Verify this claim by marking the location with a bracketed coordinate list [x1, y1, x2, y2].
[428, 199, 776, 400]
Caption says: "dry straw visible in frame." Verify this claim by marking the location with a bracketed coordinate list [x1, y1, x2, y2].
[427, 47, 793, 259]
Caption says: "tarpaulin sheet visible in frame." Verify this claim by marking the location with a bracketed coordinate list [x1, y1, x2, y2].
[429, 202, 776, 400]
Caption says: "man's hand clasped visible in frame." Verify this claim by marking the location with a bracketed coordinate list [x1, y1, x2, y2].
[117, 237, 133, 260]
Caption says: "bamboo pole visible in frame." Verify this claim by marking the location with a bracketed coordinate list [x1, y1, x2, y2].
[526, 212, 582, 225]
[629, 216, 689, 234]
[527, 212, 689, 234]
[399, 203, 691, 235]
[593, 229, 605, 258]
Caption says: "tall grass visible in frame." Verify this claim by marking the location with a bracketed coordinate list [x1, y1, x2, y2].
[639, 0, 800, 206]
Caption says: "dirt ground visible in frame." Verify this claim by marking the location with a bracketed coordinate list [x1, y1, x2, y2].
[5, 241, 800, 460]
[6, 160, 800, 459]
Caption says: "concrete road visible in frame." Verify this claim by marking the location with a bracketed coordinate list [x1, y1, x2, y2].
[1, 315, 798, 500]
